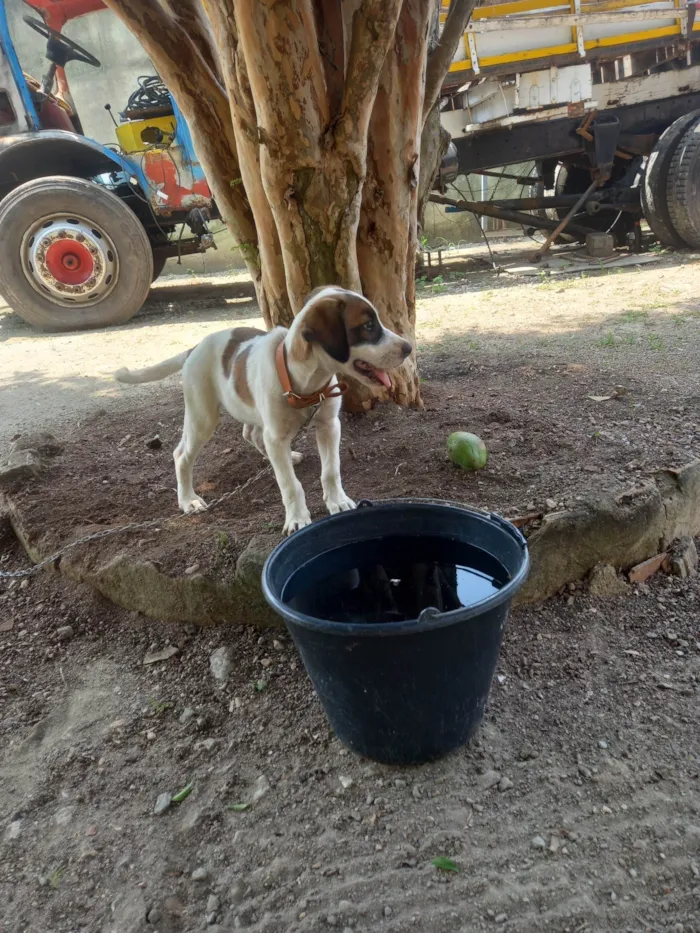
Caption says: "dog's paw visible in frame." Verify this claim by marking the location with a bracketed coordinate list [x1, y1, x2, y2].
[283, 509, 312, 535]
[325, 493, 356, 515]
[180, 495, 208, 514]
[291, 451, 304, 465]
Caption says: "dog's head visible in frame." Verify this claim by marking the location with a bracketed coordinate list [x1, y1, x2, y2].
[295, 287, 412, 390]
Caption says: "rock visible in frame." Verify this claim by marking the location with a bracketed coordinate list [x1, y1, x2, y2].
[598, 739, 609, 749]
[110, 891, 149, 930]
[191, 866, 210, 882]
[146, 435, 162, 450]
[519, 745, 538, 761]
[495, 914, 508, 924]
[250, 774, 271, 803]
[229, 880, 247, 905]
[586, 231, 615, 258]
[545, 499, 557, 510]
[143, 645, 179, 665]
[0, 450, 41, 488]
[339, 776, 354, 790]
[10, 432, 63, 457]
[478, 769, 502, 792]
[210, 647, 233, 684]
[200, 738, 217, 752]
[206, 895, 220, 914]
[498, 776, 514, 792]
[4, 820, 21, 841]
[234, 534, 279, 616]
[384, 907, 393, 918]
[588, 563, 629, 598]
[153, 793, 172, 815]
[147, 906, 163, 924]
[185, 563, 200, 575]
[515, 464, 700, 605]
[54, 806, 75, 826]
[531, 835, 546, 850]
[179, 707, 196, 725]
[55, 625, 74, 643]
[670, 535, 698, 578]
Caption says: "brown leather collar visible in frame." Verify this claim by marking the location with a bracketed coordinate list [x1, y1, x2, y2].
[275, 340, 347, 410]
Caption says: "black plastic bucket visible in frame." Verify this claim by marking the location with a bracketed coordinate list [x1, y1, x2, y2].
[262, 499, 529, 765]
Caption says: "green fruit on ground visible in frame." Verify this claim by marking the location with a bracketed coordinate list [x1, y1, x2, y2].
[447, 432, 488, 471]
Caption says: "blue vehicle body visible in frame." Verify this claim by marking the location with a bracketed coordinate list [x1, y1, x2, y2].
[0, 1, 217, 328]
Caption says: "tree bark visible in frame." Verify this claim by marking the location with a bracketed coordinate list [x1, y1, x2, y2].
[418, 3, 452, 238]
[206, 0, 292, 328]
[104, 0, 467, 413]
[354, 0, 432, 410]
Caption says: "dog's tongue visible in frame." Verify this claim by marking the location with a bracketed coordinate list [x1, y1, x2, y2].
[375, 369, 392, 389]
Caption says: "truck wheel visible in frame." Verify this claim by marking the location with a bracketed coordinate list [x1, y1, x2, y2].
[641, 111, 700, 248]
[555, 162, 636, 245]
[0, 175, 153, 331]
[152, 254, 168, 282]
[667, 114, 700, 248]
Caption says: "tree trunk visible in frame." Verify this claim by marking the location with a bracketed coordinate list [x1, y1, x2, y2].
[104, 0, 472, 411]
[354, 0, 432, 410]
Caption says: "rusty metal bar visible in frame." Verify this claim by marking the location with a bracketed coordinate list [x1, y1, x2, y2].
[530, 179, 600, 262]
[485, 192, 629, 210]
[470, 169, 541, 185]
[428, 193, 594, 237]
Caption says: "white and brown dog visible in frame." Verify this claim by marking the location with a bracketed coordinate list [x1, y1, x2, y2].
[115, 287, 412, 534]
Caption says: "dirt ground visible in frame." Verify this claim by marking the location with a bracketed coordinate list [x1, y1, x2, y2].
[2, 241, 700, 933]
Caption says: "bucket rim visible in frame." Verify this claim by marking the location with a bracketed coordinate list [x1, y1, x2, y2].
[261, 498, 530, 637]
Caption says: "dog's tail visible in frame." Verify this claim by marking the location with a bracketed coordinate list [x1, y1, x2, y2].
[114, 349, 191, 385]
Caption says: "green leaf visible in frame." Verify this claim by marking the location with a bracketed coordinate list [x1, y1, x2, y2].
[254, 680, 267, 692]
[432, 856, 460, 873]
[172, 781, 194, 804]
[226, 802, 250, 812]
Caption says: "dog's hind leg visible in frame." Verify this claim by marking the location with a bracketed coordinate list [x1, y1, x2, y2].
[174, 383, 219, 513]
[244, 424, 303, 464]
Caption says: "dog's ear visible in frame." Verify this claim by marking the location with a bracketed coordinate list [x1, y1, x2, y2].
[302, 299, 350, 363]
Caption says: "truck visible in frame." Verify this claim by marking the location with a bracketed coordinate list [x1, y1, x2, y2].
[435, 0, 700, 255]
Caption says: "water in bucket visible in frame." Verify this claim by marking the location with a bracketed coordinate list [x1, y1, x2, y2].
[282, 534, 510, 624]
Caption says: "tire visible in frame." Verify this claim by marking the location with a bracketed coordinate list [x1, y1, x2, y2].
[0, 175, 153, 331]
[152, 253, 168, 282]
[667, 113, 700, 248]
[641, 110, 700, 248]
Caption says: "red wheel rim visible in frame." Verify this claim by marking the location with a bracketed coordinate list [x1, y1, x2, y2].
[44, 238, 95, 286]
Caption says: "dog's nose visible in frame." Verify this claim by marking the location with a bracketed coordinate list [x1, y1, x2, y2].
[400, 341, 412, 359]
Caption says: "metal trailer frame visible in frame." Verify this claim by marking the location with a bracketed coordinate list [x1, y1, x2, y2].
[435, 0, 700, 251]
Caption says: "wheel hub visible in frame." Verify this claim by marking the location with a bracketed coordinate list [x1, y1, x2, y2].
[22, 215, 118, 306]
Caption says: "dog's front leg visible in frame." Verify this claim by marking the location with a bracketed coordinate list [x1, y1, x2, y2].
[263, 429, 312, 535]
[315, 414, 356, 515]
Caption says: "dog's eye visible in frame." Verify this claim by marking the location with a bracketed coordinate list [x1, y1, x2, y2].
[363, 321, 375, 332]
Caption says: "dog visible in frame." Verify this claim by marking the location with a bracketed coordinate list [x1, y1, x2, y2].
[115, 286, 412, 534]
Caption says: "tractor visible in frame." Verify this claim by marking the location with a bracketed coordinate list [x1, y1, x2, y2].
[0, 0, 218, 331]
